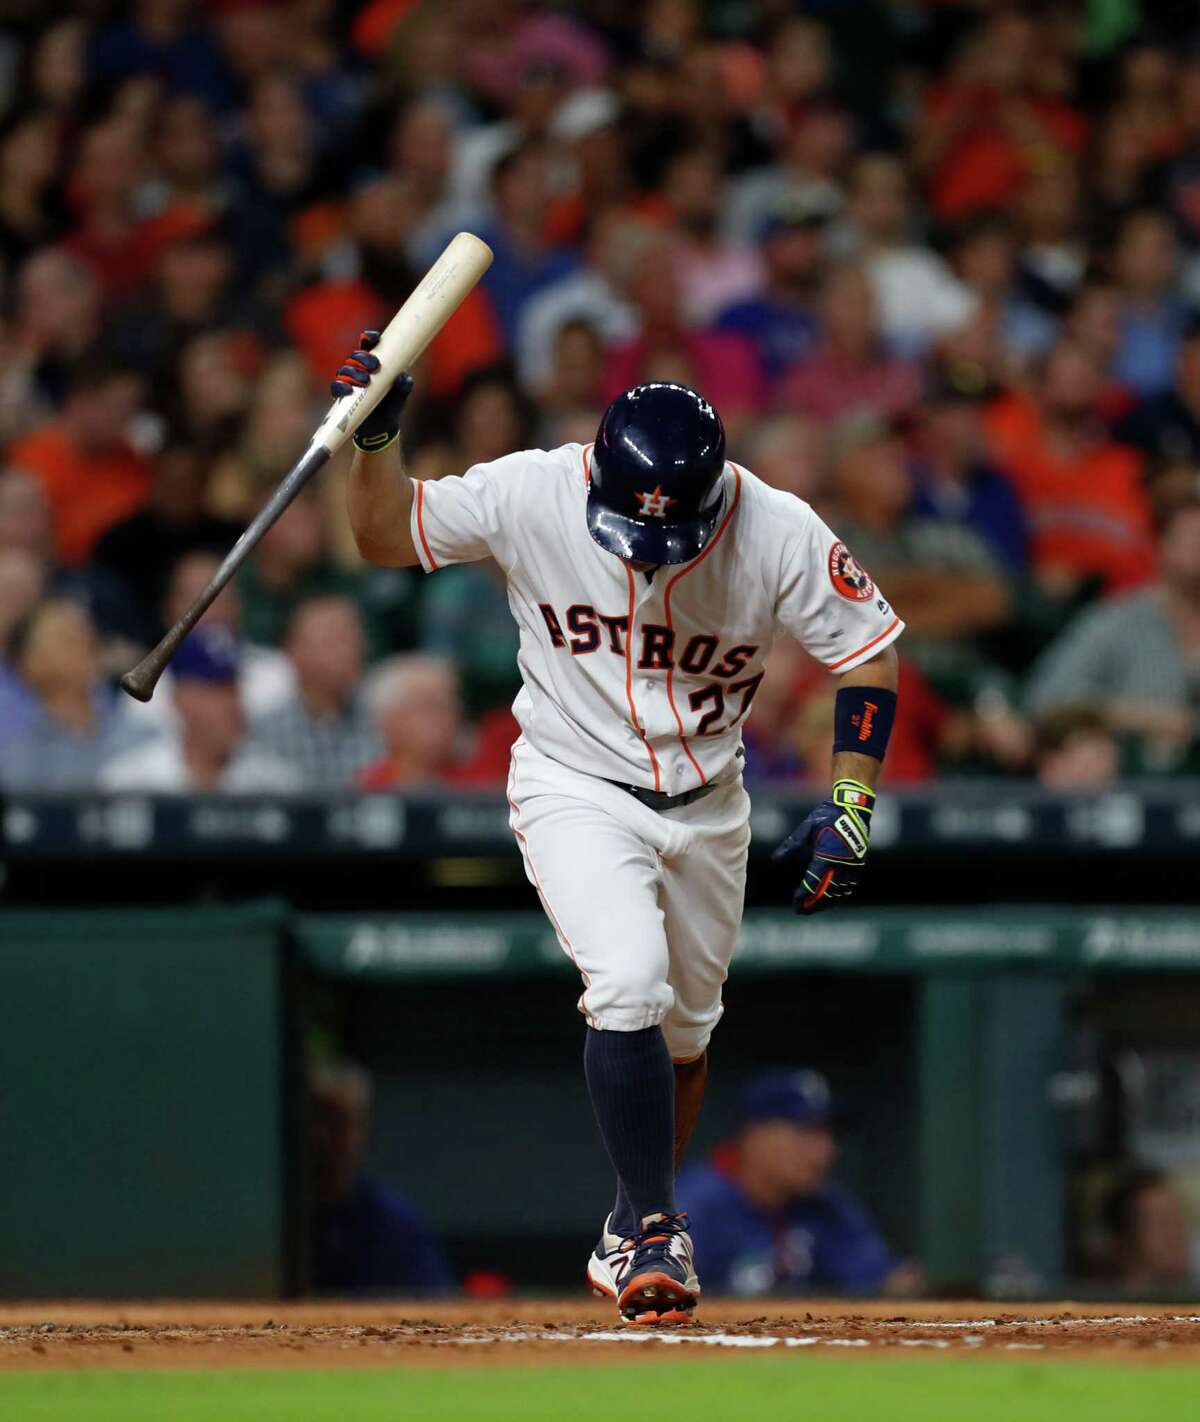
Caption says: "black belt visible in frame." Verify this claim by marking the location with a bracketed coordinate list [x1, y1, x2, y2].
[608, 780, 718, 812]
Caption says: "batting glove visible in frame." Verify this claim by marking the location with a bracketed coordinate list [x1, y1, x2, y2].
[772, 778, 875, 915]
[330, 329, 413, 454]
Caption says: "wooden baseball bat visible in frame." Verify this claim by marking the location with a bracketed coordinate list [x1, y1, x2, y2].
[119, 232, 493, 702]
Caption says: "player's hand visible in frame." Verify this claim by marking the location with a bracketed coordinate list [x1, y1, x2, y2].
[331, 329, 413, 454]
[772, 779, 875, 914]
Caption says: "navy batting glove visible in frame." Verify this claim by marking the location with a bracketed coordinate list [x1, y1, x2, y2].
[772, 779, 875, 915]
[330, 329, 413, 453]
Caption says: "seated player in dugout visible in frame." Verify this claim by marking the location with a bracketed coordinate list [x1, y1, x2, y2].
[678, 1070, 922, 1298]
[309, 1059, 452, 1296]
[333, 334, 902, 1324]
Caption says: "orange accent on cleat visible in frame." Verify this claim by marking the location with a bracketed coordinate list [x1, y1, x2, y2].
[618, 1270, 698, 1324]
[625, 1307, 693, 1327]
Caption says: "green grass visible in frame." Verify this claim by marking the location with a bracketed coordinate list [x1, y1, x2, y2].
[2, 1357, 1197, 1422]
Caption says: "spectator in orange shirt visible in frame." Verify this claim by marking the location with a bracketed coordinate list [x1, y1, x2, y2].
[285, 177, 503, 404]
[983, 338, 1153, 598]
[7, 355, 152, 567]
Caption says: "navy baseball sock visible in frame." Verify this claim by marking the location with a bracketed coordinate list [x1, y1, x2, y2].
[584, 1025, 675, 1238]
[611, 1181, 636, 1239]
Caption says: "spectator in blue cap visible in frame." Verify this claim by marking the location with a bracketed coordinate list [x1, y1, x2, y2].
[101, 623, 299, 793]
[677, 1068, 922, 1297]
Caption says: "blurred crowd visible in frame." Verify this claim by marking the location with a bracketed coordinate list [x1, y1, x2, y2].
[2, 0, 1200, 796]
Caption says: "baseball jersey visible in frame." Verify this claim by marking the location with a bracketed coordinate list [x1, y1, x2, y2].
[410, 443, 903, 791]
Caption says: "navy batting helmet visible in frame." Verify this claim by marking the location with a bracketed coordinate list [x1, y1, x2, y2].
[587, 383, 727, 565]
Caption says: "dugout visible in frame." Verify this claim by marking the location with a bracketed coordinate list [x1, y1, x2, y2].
[1, 783, 1198, 1298]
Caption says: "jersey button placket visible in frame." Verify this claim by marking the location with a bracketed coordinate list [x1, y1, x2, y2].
[635, 580, 661, 728]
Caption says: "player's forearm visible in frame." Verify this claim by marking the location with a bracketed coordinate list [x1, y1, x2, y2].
[774, 643, 899, 914]
[839, 645, 899, 696]
[831, 747, 884, 790]
[829, 645, 899, 792]
[347, 443, 420, 567]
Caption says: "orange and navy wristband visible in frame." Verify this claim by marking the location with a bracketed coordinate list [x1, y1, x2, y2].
[833, 685, 896, 761]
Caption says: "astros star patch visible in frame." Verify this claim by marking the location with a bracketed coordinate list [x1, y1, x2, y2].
[827, 541, 875, 601]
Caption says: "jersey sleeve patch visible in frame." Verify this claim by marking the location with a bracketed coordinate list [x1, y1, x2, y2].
[828, 541, 875, 602]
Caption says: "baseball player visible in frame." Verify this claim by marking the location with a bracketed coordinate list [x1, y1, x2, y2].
[333, 333, 902, 1323]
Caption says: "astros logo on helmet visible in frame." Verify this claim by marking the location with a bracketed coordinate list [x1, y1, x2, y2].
[635, 486, 676, 518]
[587, 383, 727, 565]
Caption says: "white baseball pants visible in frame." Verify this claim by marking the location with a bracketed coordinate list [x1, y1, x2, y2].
[506, 738, 751, 1061]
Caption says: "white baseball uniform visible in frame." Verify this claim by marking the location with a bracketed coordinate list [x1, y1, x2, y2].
[411, 443, 903, 1058]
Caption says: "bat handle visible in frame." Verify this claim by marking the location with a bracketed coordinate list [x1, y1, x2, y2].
[120, 567, 220, 700]
[119, 613, 201, 703]
[119, 665, 162, 704]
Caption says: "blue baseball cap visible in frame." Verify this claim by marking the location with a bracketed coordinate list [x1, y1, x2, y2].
[740, 1069, 841, 1129]
[172, 625, 240, 684]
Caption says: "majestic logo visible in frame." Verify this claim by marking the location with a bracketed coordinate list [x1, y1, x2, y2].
[634, 485, 676, 518]
[828, 541, 875, 601]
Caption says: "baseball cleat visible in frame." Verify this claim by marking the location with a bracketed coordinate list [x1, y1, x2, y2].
[617, 1212, 699, 1325]
[586, 1213, 634, 1301]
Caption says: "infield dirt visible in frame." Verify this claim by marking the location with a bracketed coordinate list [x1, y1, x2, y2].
[1, 1299, 1198, 1372]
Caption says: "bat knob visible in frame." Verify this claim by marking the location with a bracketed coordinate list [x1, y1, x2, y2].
[119, 668, 155, 703]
